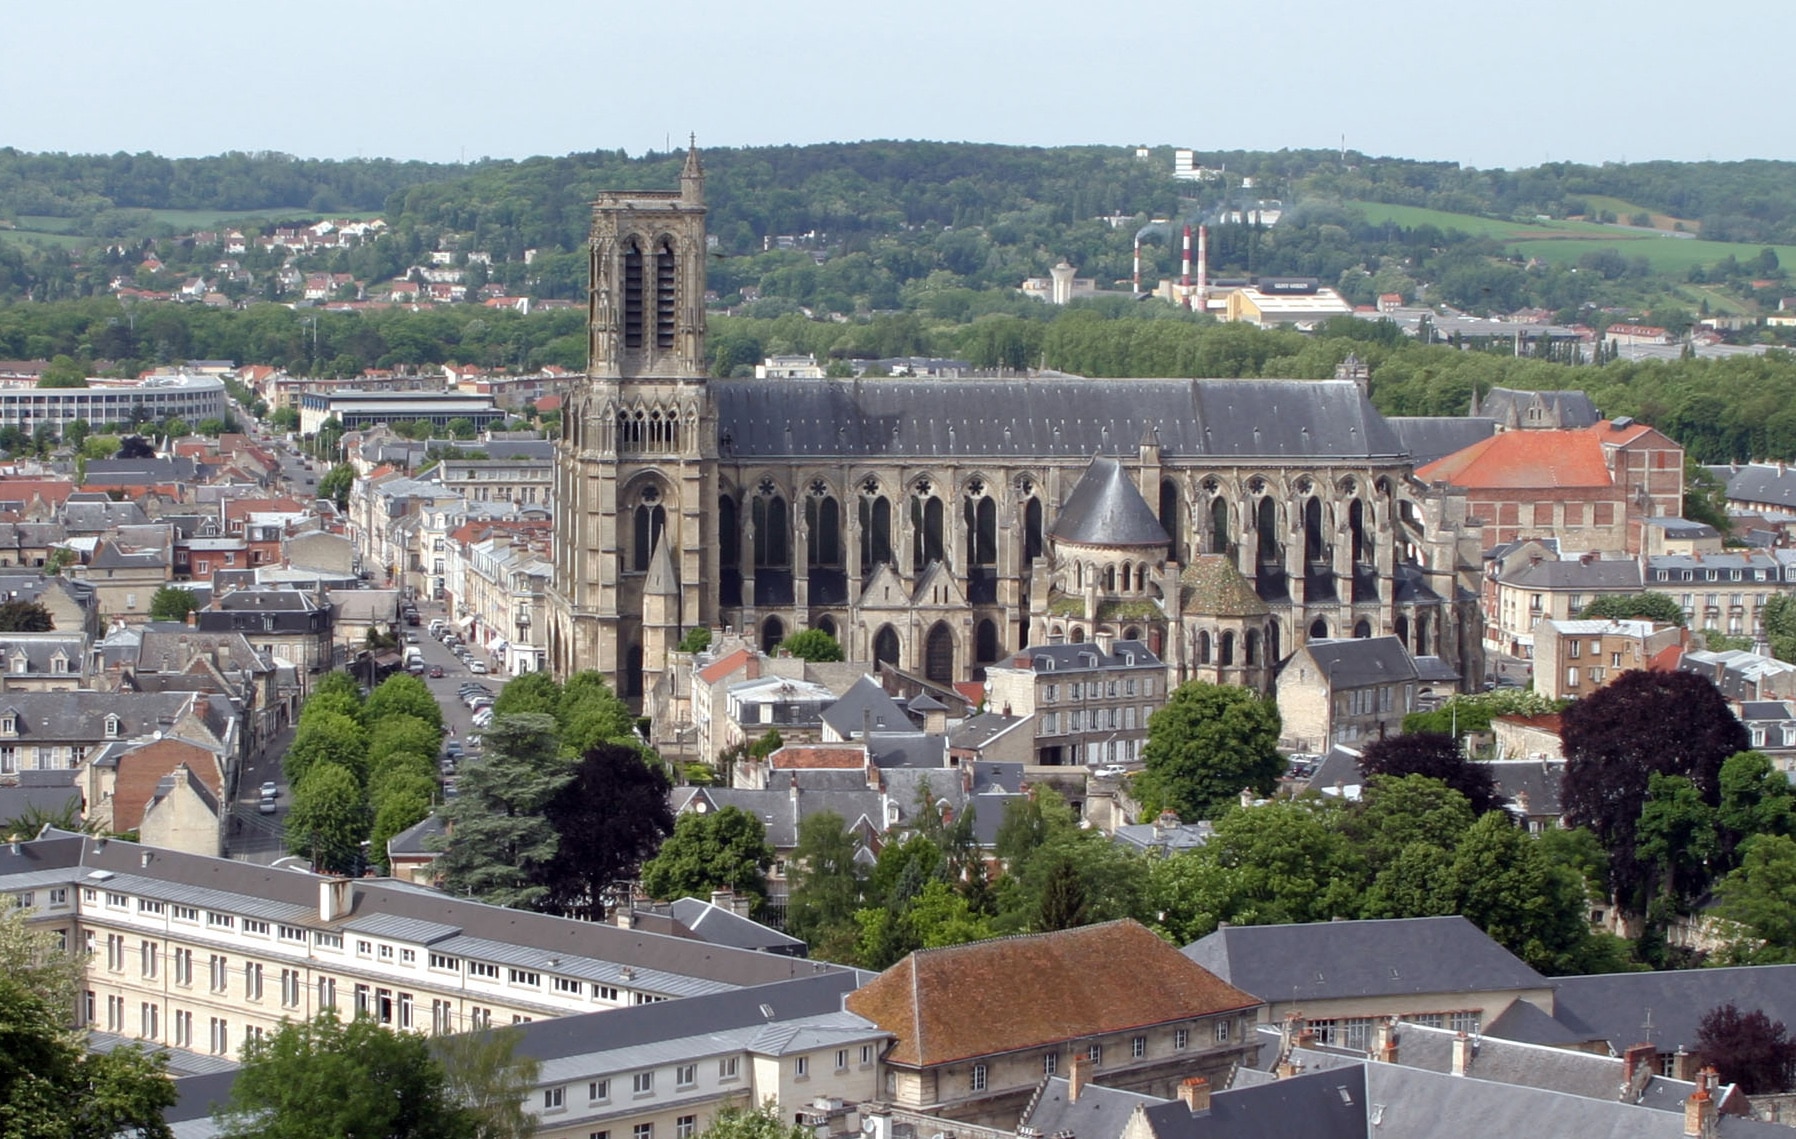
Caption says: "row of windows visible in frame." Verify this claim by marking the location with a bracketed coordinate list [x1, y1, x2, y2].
[1041, 678, 1155, 701]
[1039, 706, 1150, 735]
[1022, 1023, 1226, 1083]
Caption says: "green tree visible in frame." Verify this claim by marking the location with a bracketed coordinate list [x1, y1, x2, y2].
[677, 627, 712, 654]
[782, 811, 864, 950]
[285, 710, 370, 788]
[0, 972, 174, 1139]
[430, 1027, 541, 1139]
[1714, 833, 1796, 961]
[36, 355, 88, 389]
[1138, 681, 1283, 820]
[697, 1103, 813, 1139]
[538, 743, 674, 919]
[0, 892, 83, 1020]
[366, 673, 443, 735]
[285, 763, 372, 875]
[639, 806, 774, 910]
[447, 417, 476, 439]
[1356, 735, 1502, 814]
[776, 628, 844, 662]
[438, 714, 571, 909]
[1765, 595, 1796, 662]
[147, 585, 198, 622]
[0, 599, 54, 632]
[217, 1010, 475, 1139]
[490, 671, 562, 718]
[368, 714, 445, 773]
[1636, 773, 1720, 906]
[318, 463, 356, 509]
[558, 671, 637, 755]
[1578, 592, 1686, 626]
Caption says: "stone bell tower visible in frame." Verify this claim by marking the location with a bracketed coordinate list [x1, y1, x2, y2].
[549, 140, 717, 699]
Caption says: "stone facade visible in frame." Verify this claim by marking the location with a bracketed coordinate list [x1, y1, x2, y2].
[548, 150, 1484, 708]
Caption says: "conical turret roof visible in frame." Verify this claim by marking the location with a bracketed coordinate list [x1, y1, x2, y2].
[1049, 455, 1169, 549]
[644, 533, 679, 596]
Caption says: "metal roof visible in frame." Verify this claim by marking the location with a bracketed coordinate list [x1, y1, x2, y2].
[1049, 455, 1170, 547]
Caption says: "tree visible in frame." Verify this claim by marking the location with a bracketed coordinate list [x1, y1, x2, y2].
[0, 972, 175, 1139]
[0, 892, 82, 1019]
[1357, 734, 1503, 814]
[1697, 1003, 1796, 1095]
[639, 805, 774, 910]
[1578, 592, 1686, 627]
[1713, 833, 1796, 961]
[368, 714, 445, 773]
[1138, 681, 1283, 820]
[36, 355, 88, 389]
[437, 714, 571, 909]
[116, 435, 156, 459]
[0, 599, 54, 632]
[285, 763, 371, 875]
[217, 1010, 475, 1139]
[537, 743, 674, 919]
[430, 1027, 541, 1139]
[677, 627, 712, 654]
[365, 673, 443, 735]
[776, 628, 843, 662]
[447, 417, 476, 439]
[285, 710, 369, 788]
[147, 585, 198, 622]
[1765, 595, 1796, 663]
[490, 671, 562, 719]
[1560, 668, 1749, 914]
[784, 811, 864, 950]
[697, 1104, 812, 1139]
[557, 671, 637, 755]
[318, 463, 356, 509]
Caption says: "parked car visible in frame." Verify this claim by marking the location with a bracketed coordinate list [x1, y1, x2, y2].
[445, 742, 463, 760]
[259, 781, 279, 799]
[427, 665, 445, 679]
[469, 660, 488, 674]
[257, 795, 277, 815]
[470, 709, 494, 729]
[405, 632, 420, 644]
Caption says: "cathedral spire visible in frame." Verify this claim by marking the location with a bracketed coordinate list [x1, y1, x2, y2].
[681, 135, 704, 206]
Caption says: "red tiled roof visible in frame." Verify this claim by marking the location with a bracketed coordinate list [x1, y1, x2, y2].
[953, 681, 983, 708]
[845, 920, 1259, 1068]
[1648, 643, 1684, 672]
[769, 745, 865, 770]
[698, 648, 752, 686]
[1418, 427, 1613, 490]
[536, 395, 564, 412]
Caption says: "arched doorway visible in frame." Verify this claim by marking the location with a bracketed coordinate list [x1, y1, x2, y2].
[1309, 618, 1329, 640]
[925, 622, 955, 684]
[1354, 619, 1372, 638]
[760, 616, 785, 654]
[817, 615, 837, 640]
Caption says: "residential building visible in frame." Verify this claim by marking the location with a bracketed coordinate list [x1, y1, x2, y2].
[1532, 618, 1686, 701]
[0, 373, 225, 432]
[1276, 637, 1458, 754]
[428, 457, 553, 508]
[299, 391, 503, 435]
[1644, 550, 1796, 638]
[1181, 916, 1557, 1041]
[845, 920, 1260, 1125]
[1488, 554, 1643, 658]
[195, 589, 332, 678]
[0, 631, 88, 691]
[983, 638, 1165, 767]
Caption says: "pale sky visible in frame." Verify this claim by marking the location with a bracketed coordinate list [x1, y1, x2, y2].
[12, 0, 1794, 171]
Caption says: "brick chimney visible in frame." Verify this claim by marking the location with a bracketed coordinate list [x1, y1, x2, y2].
[1450, 1032, 1474, 1077]
[745, 654, 762, 680]
[1067, 1053, 1088, 1103]
[1177, 1077, 1211, 1115]
[1684, 1068, 1717, 1139]
[1373, 1018, 1398, 1064]
[1622, 1042, 1657, 1102]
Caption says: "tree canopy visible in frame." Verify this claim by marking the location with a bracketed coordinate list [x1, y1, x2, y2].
[1357, 733, 1503, 815]
[639, 806, 774, 911]
[1138, 681, 1283, 820]
[1697, 1003, 1796, 1095]
[537, 743, 674, 919]
[148, 585, 198, 622]
[1577, 592, 1687, 626]
[437, 713, 570, 910]
[0, 599, 54, 632]
[776, 628, 843, 662]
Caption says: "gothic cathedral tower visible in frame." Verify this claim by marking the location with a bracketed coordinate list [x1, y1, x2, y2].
[548, 142, 716, 700]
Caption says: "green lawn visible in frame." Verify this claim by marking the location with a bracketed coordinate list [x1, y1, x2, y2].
[1349, 199, 1796, 275]
[0, 228, 88, 250]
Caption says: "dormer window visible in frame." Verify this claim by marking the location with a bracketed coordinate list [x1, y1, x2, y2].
[9, 653, 25, 675]
[0, 715, 16, 737]
[104, 715, 121, 739]
[49, 653, 67, 674]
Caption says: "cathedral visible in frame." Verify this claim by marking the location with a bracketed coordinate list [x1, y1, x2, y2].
[547, 146, 1485, 707]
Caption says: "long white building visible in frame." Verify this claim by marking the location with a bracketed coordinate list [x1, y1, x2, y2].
[0, 373, 226, 431]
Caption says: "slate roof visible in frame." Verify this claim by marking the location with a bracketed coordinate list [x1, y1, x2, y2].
[1387, 1022, 1704, 1112]
[950, 713, 1031, 752]
[1475, 387, 1601, 429]
[672, 786, 883, 849]
[1182, 916, 1548, 1004]
[710, 377, 1406, 460]
[1642, 517, 1720, 538]
[1480, 996, 1600, 1047]
[0, 690, 197, 743]
[1480, 759, 1566, 816]
[1550, 965, 1796, 1056]
[869, 733, 948, 770]
[846, 920, 1259, 1067]
[1296, 637, 1419, 689]
[1179, 554, 1269, 616]
[1020, 1076, 1163, 1139]
[1147, 1063, 1366, 1139]
[1387, 416, 1499, 465]
[0, 632, 84, 674]
[1499, 558, 1643, 592]
[1049, 455, 1171, 548]
[1009, 640, 1160, 674]
[385, 812, 446, 855]
[666, 897, 807, 954]
[644, 533, 679, 595]
[821, 675, 911, 737]
[1721, 462, 1796, 509]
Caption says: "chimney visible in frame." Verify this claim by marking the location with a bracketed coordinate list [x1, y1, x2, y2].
[1374, 1018, 1398, 1063]
[185, 610, 196, 627]
[1685, 1069, 1718, 1139]
[1067, 1053, 1088, 1102]
[1622, 1042, 1657, 1100]
[613, 906, 636, 929]
[318, 878, 355, 922]
[1295, 1027, 1318, 1051]
[1177, 1077, 1211, 1115]
[1450, 1032, 1474, 1077]
[1095, 629, 1114, 656]
[862, 707, 873, 740]
[746, 654, 762, 681]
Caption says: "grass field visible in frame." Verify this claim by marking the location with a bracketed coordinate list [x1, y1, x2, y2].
[1577, 194, 1695, 232]
[3, 206, 382, 250]
[0, 228, 88, 250]
[1350, 200, 1796, 275]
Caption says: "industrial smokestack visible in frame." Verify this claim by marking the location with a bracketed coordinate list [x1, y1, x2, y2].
[1196, 225, 1209, 308]
[1181, 225, 1193, 287]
